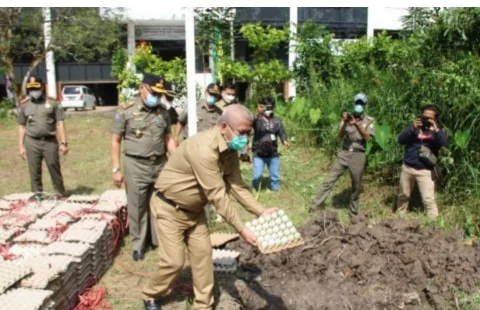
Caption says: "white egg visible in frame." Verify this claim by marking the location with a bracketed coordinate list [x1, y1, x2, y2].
[267, 227, 273, 234]
[252, 219, 258, 226]
[246, 222, 252, 228]
[258, 217, 265, 224]
[271, 213, 278, 219]
[265, 214, 272, 221]
[281, 237, 288, 244]
[286, 221, 293, 227]
[282, 215, 289, 222]
[280, 223, 286, 230]
[294, 232, 301, 240]
[289, 227, 296, 234]
[278, 210, 285, 216]
[275, 218, 281, 225]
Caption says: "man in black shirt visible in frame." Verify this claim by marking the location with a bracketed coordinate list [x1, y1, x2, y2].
[396, 105, 448, 218]
[251, 97, 289, 192]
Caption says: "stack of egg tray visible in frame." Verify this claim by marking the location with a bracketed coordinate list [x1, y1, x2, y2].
[99, 189, 127, 206]
[9, 244, 48, 259]
[20, 255, 74, 291]
[1, 192, 36, 202]
[0, 260, 32, 294]
[0, 227, 24, 245]
[0, 287, 54, 310]
[91, 201, 125, 214]
[46, 256, 81, 310]
[46, 202, 94, 219]
[245, 209, 304, 254]
[77, 215, 118, 262]
[14, 230, 60, 245]
[212, 249, 240, 273]
[0, 199, 12, 210]
[60, 220, 109, 280]
[22, 200, 59, 218]
[0, 213, 37, 230]
[65, 195, 100, 204]
[44, 241, 93, 309]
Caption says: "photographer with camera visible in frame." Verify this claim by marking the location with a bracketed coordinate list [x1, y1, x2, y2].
[309, 93, 375, 218]
[395, 105, 448, 219]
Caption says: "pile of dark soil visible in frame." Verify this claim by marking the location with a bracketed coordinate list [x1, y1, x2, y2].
[225, 211, 480, 310]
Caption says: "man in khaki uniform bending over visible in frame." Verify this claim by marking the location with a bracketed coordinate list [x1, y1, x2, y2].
[142, 104, 278, 310]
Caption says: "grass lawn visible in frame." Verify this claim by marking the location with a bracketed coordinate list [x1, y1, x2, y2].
[0, 111, 470, 309]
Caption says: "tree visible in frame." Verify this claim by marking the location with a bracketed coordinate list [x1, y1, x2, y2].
[0, 7, 124, 105]
[194, 7, 235, 79]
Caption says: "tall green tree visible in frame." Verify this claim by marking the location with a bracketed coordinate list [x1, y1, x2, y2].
[0, 7, 124, 105]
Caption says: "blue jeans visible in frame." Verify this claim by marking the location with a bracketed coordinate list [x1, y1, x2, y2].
[252, 156, 280, 191]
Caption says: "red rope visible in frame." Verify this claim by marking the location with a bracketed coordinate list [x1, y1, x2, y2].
[74, 287, 110, 310]
[0, 243, 16, 260]
[46, 223, 69, 240]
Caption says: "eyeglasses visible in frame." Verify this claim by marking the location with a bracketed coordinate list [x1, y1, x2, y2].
[227, 123, 251, 136]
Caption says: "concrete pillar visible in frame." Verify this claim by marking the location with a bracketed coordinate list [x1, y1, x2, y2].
[127, 22, 136, 71]
[43, 7, 57, 99]
[367, 7, 375, 39]
[288, 6, 298, 99]
[185, 7, 198, 136]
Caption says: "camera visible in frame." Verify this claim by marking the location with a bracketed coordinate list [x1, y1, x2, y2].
[421, 116, 432, 130]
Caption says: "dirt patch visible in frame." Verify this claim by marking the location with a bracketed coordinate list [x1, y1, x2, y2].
[225, 211, 480, 310]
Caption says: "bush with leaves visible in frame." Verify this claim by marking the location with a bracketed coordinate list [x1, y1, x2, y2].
[281, 8, 480, 205]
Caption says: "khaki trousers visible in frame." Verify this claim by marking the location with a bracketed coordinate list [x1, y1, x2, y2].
[143, 194, 214, 309]
[396, 164, 438, 218]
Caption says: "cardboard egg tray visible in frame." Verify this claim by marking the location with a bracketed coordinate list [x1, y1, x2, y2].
[0, 287, 54, 310]
[0, 260, 33, 293]
[14, 230, 59, 245]
[9, 244, 48, 259]
[44, 241, 91, 258]
[28, 217, 72, 230]
[23, 201, 59, 218]
[99, 189, 127, 206]
[65, 195, 100, 204]
[245, 210, 304, 254]
[0, 227, 24, 245]
[1, 192, 36, 202]
[91, 201, 125, 214]
[59, 227, 105, 245]
[213, 249, 240, 273]
[0, 213, 37, 229]
[210, 232, 239, 248]
[0, 200, 11, 211]
[20, 255, 75, 289]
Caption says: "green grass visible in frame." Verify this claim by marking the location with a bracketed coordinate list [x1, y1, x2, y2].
[0, 112, 477, 309]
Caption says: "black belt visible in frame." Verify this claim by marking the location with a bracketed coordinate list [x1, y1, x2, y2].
[155, 191, 194, 213]
[125, 154, 165, 161]
[28, 135, 56, 141]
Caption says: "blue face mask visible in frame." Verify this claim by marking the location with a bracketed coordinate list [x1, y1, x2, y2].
[354, 104, 364, 114]
[206, 96, 216, 106]
[145, 94, 159, 108]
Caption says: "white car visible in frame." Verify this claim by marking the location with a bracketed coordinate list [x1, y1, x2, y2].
[61, 85, 97, 111]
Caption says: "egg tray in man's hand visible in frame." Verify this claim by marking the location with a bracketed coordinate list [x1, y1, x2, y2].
[245, 209, 304, 254]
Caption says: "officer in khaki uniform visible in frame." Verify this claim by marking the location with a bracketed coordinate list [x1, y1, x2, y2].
[110, 73, 177, 261]
[142, 104, 278, 310]
[17, 76, 68, 197]
[310, 93, 375, 217]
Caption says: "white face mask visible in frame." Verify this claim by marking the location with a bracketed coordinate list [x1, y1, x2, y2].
[29, 90, 43, 99]
[223, 94, 235, 104]
[264, 110, 273, 117]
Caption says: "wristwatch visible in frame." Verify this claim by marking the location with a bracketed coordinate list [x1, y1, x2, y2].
[61, 142, 68, 147]
[112, 167, 121, 174]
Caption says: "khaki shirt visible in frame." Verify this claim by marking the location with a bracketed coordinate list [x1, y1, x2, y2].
[340, 114, 375, 152]
[17, 99, 65, 138]
[111, 96, 171, 158]
[155, 127, 264, 232]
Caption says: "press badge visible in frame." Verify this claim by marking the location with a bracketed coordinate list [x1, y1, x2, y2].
[270, 134, 276, 141]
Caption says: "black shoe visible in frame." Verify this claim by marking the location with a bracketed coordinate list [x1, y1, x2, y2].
[133, 250, 145, 261]
[143, 299, 161, 310]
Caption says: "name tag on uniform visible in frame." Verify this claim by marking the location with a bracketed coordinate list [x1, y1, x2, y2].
[45, 103, 51, 109]
[270, 134, 276, 141]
